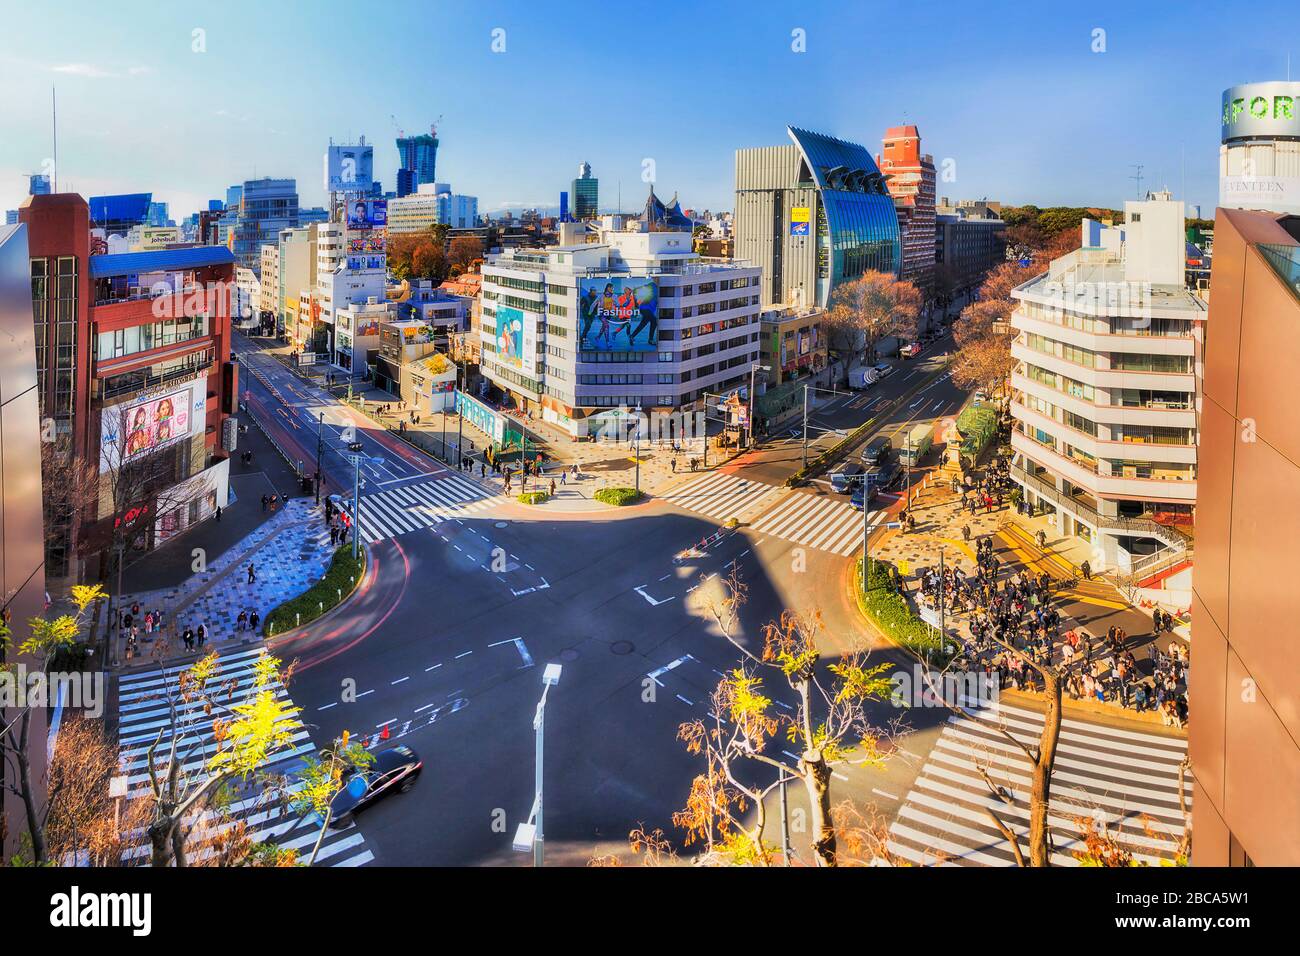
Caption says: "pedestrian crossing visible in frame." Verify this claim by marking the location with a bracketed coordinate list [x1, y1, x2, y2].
[887, 698, 1190, 866]
[750, 492, 884, 556]
[115, 646, 375, 866]
[345, 473, 494, 544]
[661, 471, 781, 524]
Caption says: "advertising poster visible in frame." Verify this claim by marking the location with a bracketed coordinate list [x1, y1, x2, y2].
[346, 198, 387, 230]
[100, 383, 204, 471]
[347, 230, 387, 253]
[494, 305, 526, 368]
[577, 277, 659, 352]
[790, 206, 811, 236]
[325, 144, 375, 194]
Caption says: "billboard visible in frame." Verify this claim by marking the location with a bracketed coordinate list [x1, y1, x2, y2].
[494, 305, 526, 368]
[325, 144, 375, 193]
[790, 206, 811, 236]
[577, 277, 659, 352]
[348, 231, 387, 254]
[1220, 82, 1300, 143]
[100, 382, 205, 471]
[346, 198, 387, 230]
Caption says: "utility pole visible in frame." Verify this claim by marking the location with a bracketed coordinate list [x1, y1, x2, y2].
[802, 384, 810, 469]
[634, 405, 642, 496]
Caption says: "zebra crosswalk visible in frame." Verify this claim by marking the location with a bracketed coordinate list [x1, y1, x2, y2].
[346, 473, 494, 544]
[887, 699, 1190, 866]
[116, 646, 375, 867]
[750, 492, 882, 556]
[661, 471, 781, 524]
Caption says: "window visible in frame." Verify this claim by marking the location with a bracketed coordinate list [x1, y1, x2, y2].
[658, 351, 673, 362]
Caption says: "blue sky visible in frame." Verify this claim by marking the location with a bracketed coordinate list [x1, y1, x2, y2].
[1, 0, 1297, 220]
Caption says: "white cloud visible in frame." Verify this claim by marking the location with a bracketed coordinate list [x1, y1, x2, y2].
[52, 63, 116, 78]
[127, 65, 153, 76]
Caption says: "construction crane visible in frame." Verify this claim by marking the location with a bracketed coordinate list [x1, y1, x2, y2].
[391, 114, 403, 139]
[431, 115, 443, 139]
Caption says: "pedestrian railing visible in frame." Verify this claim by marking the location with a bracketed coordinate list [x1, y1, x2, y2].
[1009, 464, 1188, 551]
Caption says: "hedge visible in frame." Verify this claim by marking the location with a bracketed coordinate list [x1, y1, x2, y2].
[854, 557, 949, 664]
[517, 491, 549, 505]
[595, 486, 642, 506]
[263, 545, 366, 637]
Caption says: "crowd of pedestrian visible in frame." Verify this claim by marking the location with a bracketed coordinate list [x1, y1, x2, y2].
[910, 452, 1189, 726]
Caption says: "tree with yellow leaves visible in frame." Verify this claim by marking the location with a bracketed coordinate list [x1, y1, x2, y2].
[1, 583, 105, 864]
[290, 731, 375, 865]
[141, 650, 304, 866]
[678, 593, 897, 867]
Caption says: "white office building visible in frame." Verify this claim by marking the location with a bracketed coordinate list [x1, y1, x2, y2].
[1008, 191, 1204, 572]
[315, 221, 388, 377]
[479, 221, 763, 438]
[388, 182, 479, 233]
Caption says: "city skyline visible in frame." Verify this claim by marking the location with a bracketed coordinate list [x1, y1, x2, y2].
[2, 0, 1297, 219]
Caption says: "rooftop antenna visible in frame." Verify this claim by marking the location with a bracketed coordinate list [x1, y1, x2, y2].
[1129, 164, 1144, 200]
[51, 85, 58, 193]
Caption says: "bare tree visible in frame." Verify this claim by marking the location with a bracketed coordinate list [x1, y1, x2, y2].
[824, 271, 922, 371]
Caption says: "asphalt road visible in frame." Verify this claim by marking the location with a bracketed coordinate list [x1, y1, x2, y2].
[231, 332, 967, 865]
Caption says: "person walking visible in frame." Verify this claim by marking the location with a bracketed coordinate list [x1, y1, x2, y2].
[261, 494, 269, 512]
[215, 505, 222, 523]
[247, 563, 256, 585]
[249, 610, 260, 632]
[196, 623, 207, 648]
[549, 478, 556, 497]
[1080, 559, 1091, 581]
[236, 610, 248, 632]
[182, 626, 194, 651]
[559, 469, 567, 486]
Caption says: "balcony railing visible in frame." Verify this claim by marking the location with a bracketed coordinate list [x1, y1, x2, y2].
[1010, 462, 1191, 550]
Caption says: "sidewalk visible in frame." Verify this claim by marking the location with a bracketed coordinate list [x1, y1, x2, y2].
[113, 498, 336, 668]
[865, 462, 1188, 722]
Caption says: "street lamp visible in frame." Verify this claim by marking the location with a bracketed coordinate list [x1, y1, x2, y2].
[748, 364, 771, 448]
[634, 404, 642, 496]
[344, 444, 384, 560]
[513, 662, 562, 867]
[315, 412, 324, 504]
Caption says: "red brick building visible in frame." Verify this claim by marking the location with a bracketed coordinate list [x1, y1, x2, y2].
[18, 193, 239, 585]
[878, 125, 937, 297]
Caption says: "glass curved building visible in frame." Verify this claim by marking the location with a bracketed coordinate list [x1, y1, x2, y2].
[735, 126, 900, 309]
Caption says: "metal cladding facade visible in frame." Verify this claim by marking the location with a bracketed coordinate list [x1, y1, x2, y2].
[1190, 206, 1300, 866]
[0, 223, 50, 861]
[735, 126, 900, 310]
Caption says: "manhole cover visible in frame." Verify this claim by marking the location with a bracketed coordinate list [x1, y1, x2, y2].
[495, 522, 509, 529]
[610, 640, 635, 655]
[559, 648, 580, 662]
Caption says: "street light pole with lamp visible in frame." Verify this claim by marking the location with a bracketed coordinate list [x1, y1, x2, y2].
[513, 662, 562, 867]
[748, 363, 771, 448]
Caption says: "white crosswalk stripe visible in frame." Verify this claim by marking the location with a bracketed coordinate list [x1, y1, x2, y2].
[662, 471, 781, 523]
[345, 474, 494, 544]
[749, 492, 882, 556]
[887, 699, 1190, 866]
[115, 646, 375, 867]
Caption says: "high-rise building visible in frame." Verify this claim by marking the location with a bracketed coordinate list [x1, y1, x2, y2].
[1219, 81, 1300, 216]
[1190, 205, 1300, 866]
[18, 193, 238, 581]
[478, 220, 762, 436]
[396, 168, 417, 199]
[571, 162, 598, 220]
[734, 126, 900, 310]
[0, 221, 49, 863]
[147, 201, 171, 227]
[877, 125, 936, 296]
[396, 132, 439, 189]
[226, 185, 243, 211]
[1007, 192, 1202, 572]
[231, 178, 298, 274]
[934, 210, 1007, 292]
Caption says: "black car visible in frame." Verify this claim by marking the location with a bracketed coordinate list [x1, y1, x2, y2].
[861, 436, 892, 466]
[328, 745, 422, 828]
[865, 460, 902, 491]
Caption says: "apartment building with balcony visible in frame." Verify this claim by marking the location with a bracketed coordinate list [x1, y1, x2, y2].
[1008, 192, 1205, 572]
[479, 221, 762, 438]
[18, 193, 238, 582]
